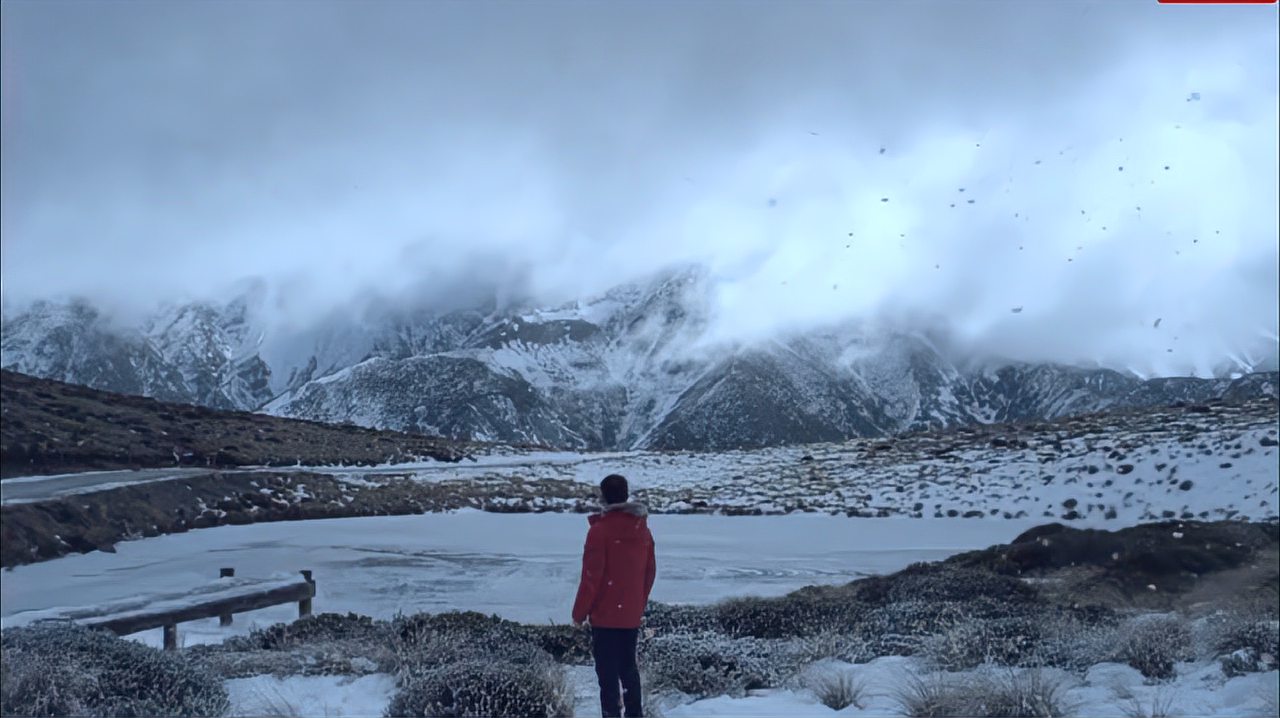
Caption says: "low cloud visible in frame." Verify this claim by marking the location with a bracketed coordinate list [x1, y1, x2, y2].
[1, 1, 1276, 376]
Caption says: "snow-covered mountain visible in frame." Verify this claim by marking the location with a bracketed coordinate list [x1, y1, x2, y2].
[1, 297, 272, 411]
[3, 267, 1276, 450]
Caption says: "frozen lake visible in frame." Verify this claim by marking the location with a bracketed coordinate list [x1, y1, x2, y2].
[1, 512, 1041, 647]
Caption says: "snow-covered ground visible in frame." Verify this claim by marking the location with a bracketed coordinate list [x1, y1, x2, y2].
[221, 657, 1280, 717]
[1, 512, 1041, 645]
[4, 509, 1277, 716]
[325, 405, 1279, 522]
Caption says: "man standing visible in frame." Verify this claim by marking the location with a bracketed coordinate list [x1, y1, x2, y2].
[573, 474, 657, 718]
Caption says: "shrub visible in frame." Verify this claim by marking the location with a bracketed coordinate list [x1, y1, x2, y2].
[516, 624, 594, 664]
[795, 633, 878, 664]
[640, 632, 807, 698]
[858, 600, 1013, 658]
[892, 671, 983, 717]
[1194, 609, 1279, 672]
[893, 668, 1076, 718]
[805, 666, 867, 711]
[923, 616, 1043, 671]
[392, 629, 553, 683]
[392, 611, 524, 650]
[384, 659, 572, 718]
[1119, 614, 1193, 681]
[221, 612, 390, 650]
[714, 594, 862, 639]
[0, 623, 229, 717]
[195, 612, 396, 677]
[389, 611, 551, 679]
[976, 668, 1078, 718]
[883, 565, 1040, 606]
[642, 602, 717, 635]
[1032, 617, 1122, 673]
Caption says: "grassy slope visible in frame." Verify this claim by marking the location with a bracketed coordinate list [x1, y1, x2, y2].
[0, 369, 479, 478]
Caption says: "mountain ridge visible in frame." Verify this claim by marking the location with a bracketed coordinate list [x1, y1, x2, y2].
[3, 269, 1277, 450]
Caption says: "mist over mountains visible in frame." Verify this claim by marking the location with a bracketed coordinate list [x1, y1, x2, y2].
[3, 267, 1275, 451]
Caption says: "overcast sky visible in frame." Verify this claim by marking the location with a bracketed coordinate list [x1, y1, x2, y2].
[1, 0, 1276, 376]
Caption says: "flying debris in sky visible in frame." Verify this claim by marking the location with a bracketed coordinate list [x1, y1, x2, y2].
[1011, 306, 1024, 314]
[1187, 91, 1201, 102]
[1154, 318, 1163, 328]
[878, 147, 886, 155]
[880, 198, 889, 202]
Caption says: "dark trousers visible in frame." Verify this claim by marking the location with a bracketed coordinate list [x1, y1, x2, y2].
[590, 627, 643, 718]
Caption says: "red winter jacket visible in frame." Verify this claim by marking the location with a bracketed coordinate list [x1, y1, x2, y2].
[572, 502, 656, 628]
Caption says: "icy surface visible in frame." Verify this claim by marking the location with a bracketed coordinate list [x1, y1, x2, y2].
[1, 513, 1037, 645]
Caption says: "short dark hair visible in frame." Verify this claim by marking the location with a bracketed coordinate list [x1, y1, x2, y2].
[600, 474, 628, 505]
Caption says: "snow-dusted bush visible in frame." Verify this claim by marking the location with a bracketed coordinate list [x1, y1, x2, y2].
[384, 659, 573, 718]
[0, 649, 100, 717]
[975, 668, 1078, 718]
[892, 670, 984, 717]
[389, 611, 549, 677]
[714, 594, 861, 639]
[922, 616, 1043, 671]
[517, 624, 594, 664]
[0, 623, 229, 717]
[640, 632, 808, 698]
[893, 668, 1075, 718]
[804, 666, 867, 710]
[1031, 617, 1122, 673]
[794, 632, 878, 664]
[1194, 609, 1279, 675]
[1118, 614, 1193, 681]
[643, 602, 717, 635]
[199, 612, 396, 676]
[222, 611, 389, 650]
[882, 565, 1040, 606]
[393, 611, 524, 649]
[392, 628, 553, 683]
[857, 600, 987, 657]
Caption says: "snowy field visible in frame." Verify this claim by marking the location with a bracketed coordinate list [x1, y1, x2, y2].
[1, 512, 1041, 644]
[222, 656, 1279, 717]
[4, 510, 1277, 716]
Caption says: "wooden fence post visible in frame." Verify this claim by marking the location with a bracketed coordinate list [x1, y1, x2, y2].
[219, 568, 235, 626]
[298, 570, 314, 617]
[163, 624, 177, 651]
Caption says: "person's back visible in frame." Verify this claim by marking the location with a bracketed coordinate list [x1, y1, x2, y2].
[573, 474, 656, 718]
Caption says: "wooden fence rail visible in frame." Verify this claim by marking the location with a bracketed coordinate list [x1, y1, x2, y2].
[35, 569, 316, 650]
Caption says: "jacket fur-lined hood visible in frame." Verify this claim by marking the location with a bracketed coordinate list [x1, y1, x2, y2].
[587, 501, 648, 525]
